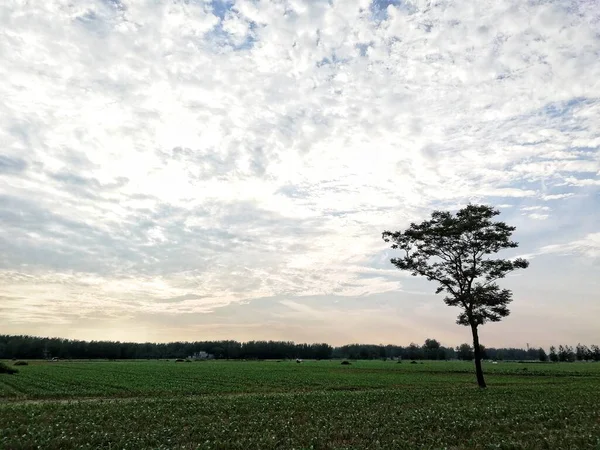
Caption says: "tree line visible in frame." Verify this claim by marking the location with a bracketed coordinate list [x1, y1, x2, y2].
[547, 344, 600, 362]
[2, 335, 598, 362]
[0, 335, 332, 360]
[334, 339, 453, 360]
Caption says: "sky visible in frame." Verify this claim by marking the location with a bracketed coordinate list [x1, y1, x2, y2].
[0, 0, 599, 349]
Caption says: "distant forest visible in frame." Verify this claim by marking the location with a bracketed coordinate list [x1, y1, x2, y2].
[1, 335, 599, 362]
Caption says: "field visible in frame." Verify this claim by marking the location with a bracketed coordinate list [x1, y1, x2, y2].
[1, 360, 599, 449]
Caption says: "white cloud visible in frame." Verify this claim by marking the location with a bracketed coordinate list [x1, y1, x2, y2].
[0, 0, 599, 341]
[521, 206, 550, 212]
[520, 205, 551, 220]
[542, 193, 575, 201]
[563, 177, 600, 187]
[527, 213, 549, 220]
[539, 233, 600, 259]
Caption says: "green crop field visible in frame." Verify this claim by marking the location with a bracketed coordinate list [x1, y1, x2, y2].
[1, 360, 599, 449]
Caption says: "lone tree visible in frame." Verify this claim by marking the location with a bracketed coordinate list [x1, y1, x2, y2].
[382, 204, 529, 388]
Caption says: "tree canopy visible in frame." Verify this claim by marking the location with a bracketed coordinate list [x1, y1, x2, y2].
[382, 204, 529, 327]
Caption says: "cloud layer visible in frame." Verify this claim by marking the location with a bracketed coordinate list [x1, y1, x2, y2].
[1, 0, 598, 346]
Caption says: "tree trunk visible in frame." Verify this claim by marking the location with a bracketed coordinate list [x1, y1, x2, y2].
[470, 324, 487, 388]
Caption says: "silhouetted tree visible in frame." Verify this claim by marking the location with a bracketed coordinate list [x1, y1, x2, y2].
[565, 345, 576, 362]
[558, 345, 567, 362]
[423, 338, 444, 360]
[383, 204, 529, 388]
[591, 345, 600, 362]
[407, 342, 423, 360]
[558, 345, 576, 362]
[575, 343, 588, 361]
[549, 346, 558, 362]
[456, 343, 474, 361]
[582, 345, 593, 361]
[479, 345, 488, 360]
[538, 347, 548, 362]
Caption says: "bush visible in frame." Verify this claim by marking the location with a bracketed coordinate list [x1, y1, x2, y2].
[175, 359, 185, 363]
[0, 362, 18, 375]
[184, 359, 191, 363]
[13, 361, 28, 366]
[341, 361, 351, 365]
[410, 360, 418, 364]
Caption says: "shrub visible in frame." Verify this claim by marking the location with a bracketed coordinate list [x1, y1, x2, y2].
[410, 360, 418, 364]
[184, 359, 191, 363]
[13, 361, 28, 366]
[0, 362, 18, 375]
[341, 361, 351, 365]
[175, 359, 185, 363]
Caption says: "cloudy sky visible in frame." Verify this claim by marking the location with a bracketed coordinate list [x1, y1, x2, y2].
[1, 0, 599, 348]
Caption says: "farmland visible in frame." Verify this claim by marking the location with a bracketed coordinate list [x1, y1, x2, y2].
[1, 360, 599, 449]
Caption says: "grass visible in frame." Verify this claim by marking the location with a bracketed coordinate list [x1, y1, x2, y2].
[1, 360, 599, 449]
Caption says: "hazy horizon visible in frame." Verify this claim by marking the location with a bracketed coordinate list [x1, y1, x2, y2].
[1, 0, 599, 348]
